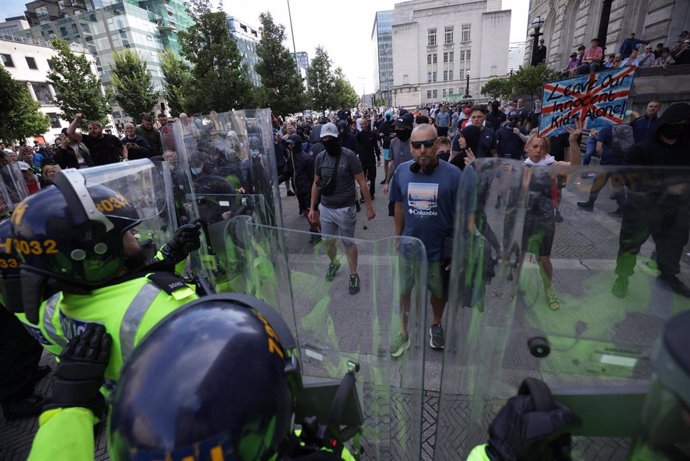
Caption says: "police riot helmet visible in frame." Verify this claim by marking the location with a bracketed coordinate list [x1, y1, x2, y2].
[11, 170, 140, 323]
[108, 294, 302, 461]
[0, 218, 22, 312]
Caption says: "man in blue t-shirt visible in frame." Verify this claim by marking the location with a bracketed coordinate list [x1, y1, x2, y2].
[389, 124, 462, 357]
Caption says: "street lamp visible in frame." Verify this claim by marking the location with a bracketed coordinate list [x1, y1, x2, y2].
[464, 70, 471, 99]
[530, 16, 545, 66]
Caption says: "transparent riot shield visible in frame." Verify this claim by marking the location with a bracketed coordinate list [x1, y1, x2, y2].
[0, 162, 29, 207]
[170, 109, 283, 286]
[80, 158, 174, 253]
[224, 217, 427, 460]
[435, 159, 690, 460]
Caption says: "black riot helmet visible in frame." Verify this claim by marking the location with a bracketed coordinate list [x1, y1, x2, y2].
[11, 167, 142, 323]
[0, 218, 22, 312]
[108, 294, 302, 461]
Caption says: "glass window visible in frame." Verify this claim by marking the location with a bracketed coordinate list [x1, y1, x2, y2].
[427, 90, 432, 99]
[48, 113, 61, 128]
[443, 70, 448, 81]
[427, 54, 432, 65]
[461, 24, 471, 42]
[443, 89, 447, 97]
[428, 28, 436, 46]
[432, 72, 437, 82]
[433, 53, 437, 64]
[444, 26, 454, 45]
[1, 54, 14, 67]
[432, 89, 437, 98]
[427, 72, 432, 83]
[449, 70, 454, 80]
[31, 83, 54, 104]
[449, 88, 454, 95]
[443, 52, 448, 63]
[449, 51, 454, 62]
[26, 57, 38, 70]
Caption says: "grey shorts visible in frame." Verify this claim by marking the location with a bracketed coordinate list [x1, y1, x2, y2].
[319, 203, 357, 241]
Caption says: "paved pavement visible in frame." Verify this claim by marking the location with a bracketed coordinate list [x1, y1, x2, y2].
[2, 162, 689, 460]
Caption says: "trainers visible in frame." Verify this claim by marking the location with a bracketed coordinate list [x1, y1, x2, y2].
[429, 324, 445, 350]
[545, 287, 561, 310]
[611, 276, 629, 298]
[658, 274, 690, 298]
[348, 273, 360, 295]
[577, 201, 594, 211]
[325, 259, 341, 281]
[390, 332, 410, 358]
[309, 232, 322, 245]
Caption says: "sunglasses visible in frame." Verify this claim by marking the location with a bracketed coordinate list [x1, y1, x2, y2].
[411, 139, 436, 149]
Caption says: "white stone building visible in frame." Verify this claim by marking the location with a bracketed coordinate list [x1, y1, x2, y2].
[0, 35, 99, 144]
[525, 0, 690, 70]
[390, 0, 511, 108]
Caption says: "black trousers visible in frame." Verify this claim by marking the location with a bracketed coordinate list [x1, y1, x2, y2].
[361, 161, 376, 199]
[0, 307, 43, 403]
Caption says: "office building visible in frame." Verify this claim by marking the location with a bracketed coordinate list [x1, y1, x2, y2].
[372, 10, 393, 105]
[226, 15, 261, 87]
[391, 0, 511, 107]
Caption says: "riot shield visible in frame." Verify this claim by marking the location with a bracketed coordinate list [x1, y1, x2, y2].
[80, 158, 174, 252]
[170, 109, 283, 286]
[225, 217, 427, 460]
[435, 159, 690, 460]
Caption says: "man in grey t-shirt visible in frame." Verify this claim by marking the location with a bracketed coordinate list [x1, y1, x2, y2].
[309, 123, 375, 295]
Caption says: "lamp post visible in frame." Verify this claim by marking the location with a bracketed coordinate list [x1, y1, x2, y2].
[530, 16, 545, 66]
[286, 0, 300, 78]
[464, 71, 471, 99]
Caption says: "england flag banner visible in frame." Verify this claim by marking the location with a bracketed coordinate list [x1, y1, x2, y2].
[539, 67, 636, 138]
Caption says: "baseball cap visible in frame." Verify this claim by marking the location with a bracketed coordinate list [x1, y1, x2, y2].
[18, 161, 30, 171]
[393, 113, 414, 130]
[320, 122, 339, 139]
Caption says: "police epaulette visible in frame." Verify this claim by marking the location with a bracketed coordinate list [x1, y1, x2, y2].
[147, 272, 188, 295]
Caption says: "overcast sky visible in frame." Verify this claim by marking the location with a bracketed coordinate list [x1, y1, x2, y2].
[2, 0, 529, 93]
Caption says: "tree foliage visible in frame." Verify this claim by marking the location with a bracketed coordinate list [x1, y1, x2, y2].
[46, 39, 109, 124]
[509, 63, 562, 101]
[332, 68, 359, 109]
[255, 12, 304, 116]
[481, 63, 562, 101]
[110, 49, 159, 123]
[179, 11, 254, 113]
[306, 47, 335, 111]
[161, 49, 191, 116]
[0, 66, 50, 143]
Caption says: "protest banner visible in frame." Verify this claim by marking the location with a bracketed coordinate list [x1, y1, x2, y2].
[538, 67, 636, 137]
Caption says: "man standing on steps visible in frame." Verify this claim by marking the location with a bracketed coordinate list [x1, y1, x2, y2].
[389, 124, 461, 357]
[309, 123, 375, 295]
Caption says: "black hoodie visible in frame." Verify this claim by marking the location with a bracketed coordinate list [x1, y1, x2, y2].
[625, 103, 690, 166]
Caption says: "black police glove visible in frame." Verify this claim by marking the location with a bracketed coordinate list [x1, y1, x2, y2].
[485, 378, 581, 461]
[45, 324, 112, 418]
[160, 219, 202, 264]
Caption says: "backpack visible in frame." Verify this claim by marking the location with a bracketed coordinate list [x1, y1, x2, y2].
[611, 124, 634, 158]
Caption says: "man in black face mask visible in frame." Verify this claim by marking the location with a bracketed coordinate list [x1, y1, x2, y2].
[309, 123, 375, 295]
[613, 102, 690, 298]
[383, 112, 414, 195]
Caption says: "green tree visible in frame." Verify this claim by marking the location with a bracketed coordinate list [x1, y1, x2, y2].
[255, 12, 304, 116]
[331, 68, 359, 109]
[46, 39, 109, 124]
[481, 77, 512, 100]
[179, 11, 254, 113]
[0, 67, 50, 143]
[507, 63, 561, 101]
[110, 49, 159, 123]
[161, 49, 191, 116]
[306, 47, 335, 111]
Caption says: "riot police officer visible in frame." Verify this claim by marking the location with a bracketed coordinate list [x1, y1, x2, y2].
[10, 160, 200, 395]
[29, 295, 355, 460]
